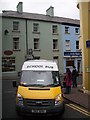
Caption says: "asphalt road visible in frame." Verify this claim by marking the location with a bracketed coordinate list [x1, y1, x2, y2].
[2, 79, 89, 120]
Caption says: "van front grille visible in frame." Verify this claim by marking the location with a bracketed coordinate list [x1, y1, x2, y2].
[23, 99, 54, 107]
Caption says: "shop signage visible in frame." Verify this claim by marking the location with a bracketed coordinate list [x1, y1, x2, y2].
[86, 40, 90, 48]
[4, 50, 13, 55]
[64, 52, 82, 56]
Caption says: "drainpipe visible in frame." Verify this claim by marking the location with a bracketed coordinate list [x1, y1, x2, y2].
[26, 19, 28, 54]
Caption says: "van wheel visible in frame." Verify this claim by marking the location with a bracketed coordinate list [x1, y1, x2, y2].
[16, 111, 21, 116]
[62, 103, 65, 114]
[57, 105, 65, 118]
[62, 106, 65, 115]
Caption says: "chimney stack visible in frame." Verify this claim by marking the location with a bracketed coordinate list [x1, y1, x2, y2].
[46, 6, 54, 16]
[17, 2, 23, 13]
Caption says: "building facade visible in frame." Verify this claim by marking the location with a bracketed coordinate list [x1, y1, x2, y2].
[2, 2, 81, 78]
[61, 24, 82, 73]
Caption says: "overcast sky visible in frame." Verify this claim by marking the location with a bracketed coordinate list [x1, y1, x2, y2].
[0, 0, 80, 19]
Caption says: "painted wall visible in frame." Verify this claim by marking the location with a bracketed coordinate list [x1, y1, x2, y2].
[2, 17, 26, 73]
[2, 17, 64, 75]
[61, 24, 82, 73]
[78, 2, 90, 92]
[27, 20, 64, 73]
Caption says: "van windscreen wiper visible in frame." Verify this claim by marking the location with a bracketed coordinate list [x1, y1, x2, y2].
[44, 84, 55, 87]
[28, 84, 46, 87]
[45, 84, 59, 87]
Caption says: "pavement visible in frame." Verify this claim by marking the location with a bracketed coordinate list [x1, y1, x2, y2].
[62, 85, 90, 112]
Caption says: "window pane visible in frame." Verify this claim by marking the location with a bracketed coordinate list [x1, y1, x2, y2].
[66, 60, 74, 66]
[75, 28, 79, 34]
[33, 23, 39, 32]
[65, 27, 69, 33]
[76, 41, 79, 49]
[2, 57, 15, 72]
[52, 25, 58, 34]
[34, 38, 39, 49]
[13, 21, 19, 30]
[53, 39, 58, 49]
[65, 40, 70, 50]
[13, 38, 19, 50]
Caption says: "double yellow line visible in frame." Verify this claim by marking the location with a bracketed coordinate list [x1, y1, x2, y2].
[66, 103, 90, 117]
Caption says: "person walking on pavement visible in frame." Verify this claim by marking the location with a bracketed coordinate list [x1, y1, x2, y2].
[64, 68, 72, 94]
[72, 66, 78, 88]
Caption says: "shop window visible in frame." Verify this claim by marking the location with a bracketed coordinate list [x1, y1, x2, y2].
[2, 57, 15, 72]
[66, 60, 74, 67]
[77, 60, 81, 73]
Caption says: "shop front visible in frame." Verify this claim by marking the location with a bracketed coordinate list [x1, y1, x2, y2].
[64, 52, 82, 73]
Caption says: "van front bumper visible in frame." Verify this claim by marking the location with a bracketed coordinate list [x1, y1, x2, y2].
[16, 102, 65, 116]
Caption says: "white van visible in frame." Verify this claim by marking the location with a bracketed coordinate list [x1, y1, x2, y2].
[15, 60, 65, 116]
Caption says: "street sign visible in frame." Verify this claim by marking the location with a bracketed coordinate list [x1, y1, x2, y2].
[64, 52, 82, 56]
[86, 40, 90, 48]
[4, 50, 13, 55]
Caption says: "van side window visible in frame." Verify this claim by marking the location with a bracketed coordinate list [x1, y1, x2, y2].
[52, 71, 61, 85]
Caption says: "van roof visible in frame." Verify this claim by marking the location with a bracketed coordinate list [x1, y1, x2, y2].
[22, 59, 58, 71]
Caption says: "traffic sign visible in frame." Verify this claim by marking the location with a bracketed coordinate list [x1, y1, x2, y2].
[86, 40, 90, 48]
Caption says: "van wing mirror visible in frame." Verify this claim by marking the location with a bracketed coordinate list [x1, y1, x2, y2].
[12, 80, 17, 88]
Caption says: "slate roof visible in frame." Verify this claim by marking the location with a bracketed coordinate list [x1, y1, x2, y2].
[2, 10, 80, 26]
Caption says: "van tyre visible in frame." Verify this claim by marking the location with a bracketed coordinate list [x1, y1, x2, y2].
[62, 104, 65, 114]
[16, 111, 21, 116]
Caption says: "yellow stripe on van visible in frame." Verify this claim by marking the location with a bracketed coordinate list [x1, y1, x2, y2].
[17, 86, 62, 99]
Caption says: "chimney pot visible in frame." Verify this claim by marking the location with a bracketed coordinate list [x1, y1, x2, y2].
[17, 2, 23, 13]
[46, 6, 54, 16]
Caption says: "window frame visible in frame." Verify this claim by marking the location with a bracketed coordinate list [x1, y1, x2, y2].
[65, 26, 70, 34]
[13, 37, 20, 50]
[33, 38, 40, 50]
[53, 39, 58, 50]
[13, 21, 19, 31]
[34, 56, 40, 60]
[33, 23, 39, 33]
[65, 40, 71, 51]
[76, 40, 79, 50]
[52, 25, 58, 34]
[75, 28, 79, 34]
[2, 57, 15, 72]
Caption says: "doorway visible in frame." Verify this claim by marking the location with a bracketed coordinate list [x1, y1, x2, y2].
[66, 59, 74, 72]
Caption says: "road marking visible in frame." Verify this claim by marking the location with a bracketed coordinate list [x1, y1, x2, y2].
[66, 103, 90, 117]
[69, 103, 90, 115]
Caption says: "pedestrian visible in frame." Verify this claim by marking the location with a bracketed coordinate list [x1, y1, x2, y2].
[64, 68, 72, 94]
[72, 66, 78, 88]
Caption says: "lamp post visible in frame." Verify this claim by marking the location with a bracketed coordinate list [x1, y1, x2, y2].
[25, 49, 34, 60]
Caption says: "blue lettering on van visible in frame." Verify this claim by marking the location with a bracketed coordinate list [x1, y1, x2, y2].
[27, 65, 43, 68]
[45, 66, 53, 69]
[27, 65, 54, 69]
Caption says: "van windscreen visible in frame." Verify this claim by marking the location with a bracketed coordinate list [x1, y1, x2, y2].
[20, 71, 60, 87]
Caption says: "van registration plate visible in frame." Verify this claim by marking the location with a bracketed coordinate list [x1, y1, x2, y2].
[32, 109, 46, 113]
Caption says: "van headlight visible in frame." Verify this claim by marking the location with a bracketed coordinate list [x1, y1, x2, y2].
[55, 94, 62, 105]
[17, 93, 23, 106]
